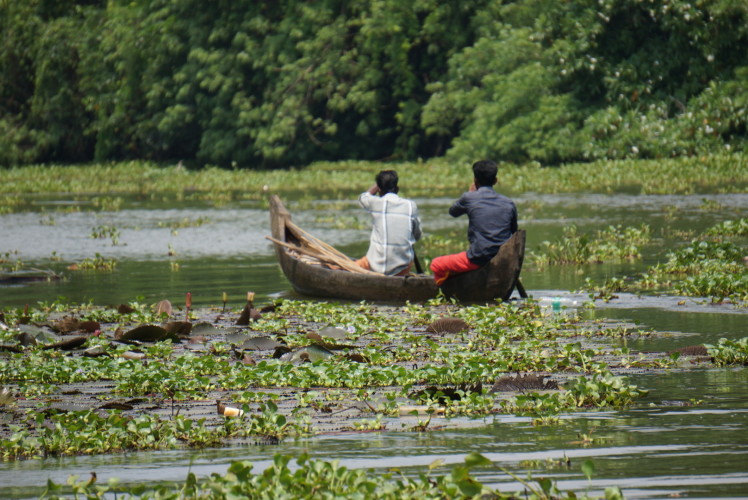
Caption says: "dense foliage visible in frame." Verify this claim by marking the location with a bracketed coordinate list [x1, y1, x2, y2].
[1, 0, 747, 167]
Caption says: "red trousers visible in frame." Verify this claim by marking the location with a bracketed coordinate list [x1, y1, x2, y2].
[429, 251, 480, 285]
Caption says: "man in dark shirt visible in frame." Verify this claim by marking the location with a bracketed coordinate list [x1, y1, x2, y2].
[430, 160, 518, 285]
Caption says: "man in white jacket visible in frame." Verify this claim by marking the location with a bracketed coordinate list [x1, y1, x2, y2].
[356, 170, 422, 276]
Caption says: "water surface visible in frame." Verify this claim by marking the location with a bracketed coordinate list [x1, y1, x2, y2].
[1, 192, 747, 498]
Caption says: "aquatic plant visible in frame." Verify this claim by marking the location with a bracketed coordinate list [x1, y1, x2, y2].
[706, 337, 748, 366]
[0, 298, 706, 463]
[639, 239, 747, 303]
[1, 156, 746, 209]
[530, 224, 651, 266]
[705, 218, 748, 238]
[39, 452, 623, 500]
[578, 218, 748, 305]
[1, 411, 218, 460]
[69, 253, 118, 271]
[90, 225, 121, 245]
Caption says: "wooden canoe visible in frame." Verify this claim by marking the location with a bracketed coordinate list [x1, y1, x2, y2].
[268, 195, 525, 302]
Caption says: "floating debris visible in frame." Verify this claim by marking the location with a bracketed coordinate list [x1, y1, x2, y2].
[121, 351, 146, 361]
[216, 400, 244, 417]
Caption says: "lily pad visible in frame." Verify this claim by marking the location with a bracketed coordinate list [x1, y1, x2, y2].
[78, 321, 101, 333]
[240, 336, 282, 351]
[191, 322, 229, 336]
[164, 321, 192, 336]
[53, 316, 80, 333]
[117, 324, 177, 343]
[42, 336, 87, 351]
[17, 324, 59, 343]
[15, 331, 37, 347]
[319, 326, 349, 340]
[236, 305, 262, 325]
[281, 344, 334, 363]
[83, 345, 108, 357]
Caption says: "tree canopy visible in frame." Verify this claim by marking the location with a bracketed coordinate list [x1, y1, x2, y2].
[1, 0, 747, 168]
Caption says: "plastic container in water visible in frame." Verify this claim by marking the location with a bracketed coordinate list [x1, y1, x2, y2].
[551, 297, 562, 313]
[543, 297, 579, 315]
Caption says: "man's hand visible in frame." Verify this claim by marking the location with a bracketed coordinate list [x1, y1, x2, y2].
[368, 184, 380, 195]
[469, 182, 477, 192]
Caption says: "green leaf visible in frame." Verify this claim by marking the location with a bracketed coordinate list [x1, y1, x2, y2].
[464, 452, 492, 469]
[581, 459, 595, 480]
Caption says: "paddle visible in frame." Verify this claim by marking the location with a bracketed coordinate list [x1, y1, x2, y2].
[515, 279, 528, 298]
[413, 248, 424, 274]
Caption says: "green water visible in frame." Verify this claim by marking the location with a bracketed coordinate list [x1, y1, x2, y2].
[1, 192, 747, 498]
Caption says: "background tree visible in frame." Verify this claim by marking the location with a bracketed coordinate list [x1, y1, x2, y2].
[1, 0, 746, 167]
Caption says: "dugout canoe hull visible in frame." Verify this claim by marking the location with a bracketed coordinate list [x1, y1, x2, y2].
[269, 195, 525, 302]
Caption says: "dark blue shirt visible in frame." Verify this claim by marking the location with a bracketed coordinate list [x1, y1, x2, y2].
[449, 186, 518, 266]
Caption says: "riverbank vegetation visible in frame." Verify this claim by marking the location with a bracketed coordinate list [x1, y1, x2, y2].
[2, 1, 747, 168]
[1, 155, 747, 211]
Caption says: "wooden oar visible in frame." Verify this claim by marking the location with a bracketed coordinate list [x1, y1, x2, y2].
[266, 236, 379, 275]
[286, 221, 353, 262]
[515, 279, 528, 298]
[413, 248, 423, 274]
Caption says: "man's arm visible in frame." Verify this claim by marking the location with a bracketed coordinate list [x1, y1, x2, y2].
[449, 193, 468, 217]
[359, 184, 380, 208]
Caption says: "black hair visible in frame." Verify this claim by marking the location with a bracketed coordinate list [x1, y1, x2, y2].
[376, 170, 399, 194]
[472, 160, 497, 187]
